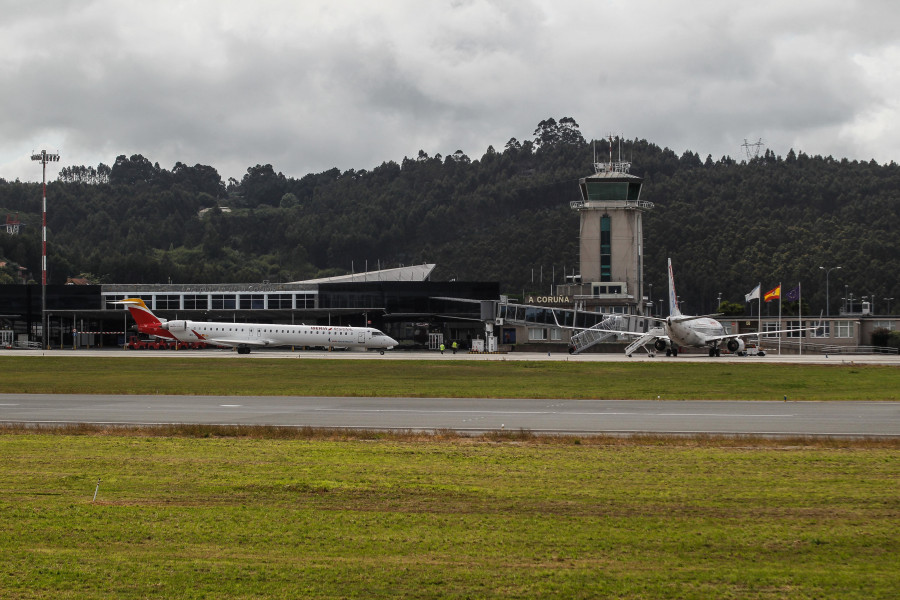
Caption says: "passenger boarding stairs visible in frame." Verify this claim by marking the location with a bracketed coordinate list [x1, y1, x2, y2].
[569, 315, 629, 354]
[623, 326, 665, 357]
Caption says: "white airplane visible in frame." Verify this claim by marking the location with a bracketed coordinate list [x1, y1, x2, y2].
[115, 298, 398, 354]
[623, 258, 809, 357]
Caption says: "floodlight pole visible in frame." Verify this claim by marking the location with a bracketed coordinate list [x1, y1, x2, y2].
[819, 265, 841, 317]
[31, 150, 60, 350]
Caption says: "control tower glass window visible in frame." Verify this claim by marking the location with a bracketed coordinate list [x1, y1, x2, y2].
[583, 181, 642, 201]
[600, 215, 611, 281]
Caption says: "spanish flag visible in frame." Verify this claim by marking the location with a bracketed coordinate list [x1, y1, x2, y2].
[764, 285, 781, 302]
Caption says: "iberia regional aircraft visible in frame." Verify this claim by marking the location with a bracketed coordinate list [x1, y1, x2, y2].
[116, 298, 398, 354]
[624, 259, 811, 357]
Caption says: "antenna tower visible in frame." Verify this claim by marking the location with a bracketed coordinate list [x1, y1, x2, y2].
[742, 138, 765, 161]
[595, 133, 630, 174]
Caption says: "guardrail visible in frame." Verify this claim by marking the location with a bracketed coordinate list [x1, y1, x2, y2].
[12, 340, 42, 349]
[784, 341, 899, 355]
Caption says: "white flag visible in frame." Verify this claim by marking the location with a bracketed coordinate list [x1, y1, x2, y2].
[745, 284, 761, 302]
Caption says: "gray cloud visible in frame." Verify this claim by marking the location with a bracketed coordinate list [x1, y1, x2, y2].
[2, 0, 898, 183]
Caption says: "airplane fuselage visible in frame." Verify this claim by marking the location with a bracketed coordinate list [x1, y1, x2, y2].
[666, 317, 726, 349]
[161, 319, 397, 350]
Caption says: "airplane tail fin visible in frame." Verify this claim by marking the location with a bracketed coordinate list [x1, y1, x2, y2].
[667, 258, 682, 317]
[114, 298, 163, 332]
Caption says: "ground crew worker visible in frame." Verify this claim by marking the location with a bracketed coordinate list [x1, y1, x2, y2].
[452, 341, 458, 354]
[439, 343, 445, 354]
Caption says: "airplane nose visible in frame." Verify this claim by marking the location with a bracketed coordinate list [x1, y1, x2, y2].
[387, 336, 399, 348]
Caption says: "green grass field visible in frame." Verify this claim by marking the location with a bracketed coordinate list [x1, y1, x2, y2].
[2, 356, 898, 598]
[1, 356, 898, 400]
[1, 429, 897, 599]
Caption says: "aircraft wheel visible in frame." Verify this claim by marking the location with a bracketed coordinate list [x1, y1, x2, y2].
[709, 348, 715, 357]
[715, 348, 721, 357]
[672, 349, 678, 357]
[665, 349, 672, 357]
[380, 350, 385, 355]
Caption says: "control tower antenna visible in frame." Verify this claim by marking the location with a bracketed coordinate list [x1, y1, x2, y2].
[742, 138, 765, 161]
[596, 133, 631, 174]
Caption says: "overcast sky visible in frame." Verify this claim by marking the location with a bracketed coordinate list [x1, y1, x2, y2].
[2, 0, 898, 184]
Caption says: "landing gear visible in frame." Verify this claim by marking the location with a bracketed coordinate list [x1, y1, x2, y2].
[666, 348, 678, 357]
[237, 346, 251, 355]
[708, 347, 722, 357]
[380, 350, 385, 355]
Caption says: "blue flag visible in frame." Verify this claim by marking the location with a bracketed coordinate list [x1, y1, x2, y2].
[784, 285, 800, 302]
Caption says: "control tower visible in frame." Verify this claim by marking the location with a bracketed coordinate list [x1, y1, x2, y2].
[567, 137, 653, 314]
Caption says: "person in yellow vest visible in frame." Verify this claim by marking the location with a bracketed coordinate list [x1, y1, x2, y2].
[451, 340, 458, 354]
[439, 343, 445, 354]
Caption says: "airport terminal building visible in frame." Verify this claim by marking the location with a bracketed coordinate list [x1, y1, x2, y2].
[0, 265, 500, 351]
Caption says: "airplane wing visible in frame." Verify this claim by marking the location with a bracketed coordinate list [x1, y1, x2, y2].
[703, 326, 817, 343]
[197, 337, 275, 348]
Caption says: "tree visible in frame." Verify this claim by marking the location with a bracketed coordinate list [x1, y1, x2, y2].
[109, 154, 159, 185]
[533, 117, 585, 148]
[718, 300, 745, 315]
[238, 164, 286, 207]
[280, 193, 300, 209]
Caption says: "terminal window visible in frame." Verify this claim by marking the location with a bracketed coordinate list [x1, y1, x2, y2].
[811, 323, 830, 338]
[268, 294, 293, 309]
[184, 294, 208, 310]
[528, 328, 548, 341]
[240, 294, 265, 310]
[296, 294, 316, 309]
[835, 321, 853, 338]
[211, 294, 237, 310]
[786, 321, 806, 338]
[155, 295, 181, 310]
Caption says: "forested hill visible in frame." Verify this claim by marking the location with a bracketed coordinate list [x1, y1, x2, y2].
[1, 118, 898, 315]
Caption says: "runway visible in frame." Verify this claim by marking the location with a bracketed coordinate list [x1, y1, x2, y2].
[2, 394, 898, 437]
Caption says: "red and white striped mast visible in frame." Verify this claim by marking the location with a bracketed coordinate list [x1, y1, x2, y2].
[31, 149, 60, 349]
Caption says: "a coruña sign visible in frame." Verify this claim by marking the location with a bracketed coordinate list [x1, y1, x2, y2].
[526, 295, 571, 305]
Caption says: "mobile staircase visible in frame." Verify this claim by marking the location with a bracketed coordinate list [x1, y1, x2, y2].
[623, 326, 666, 357]
[568, 315, 629, 354]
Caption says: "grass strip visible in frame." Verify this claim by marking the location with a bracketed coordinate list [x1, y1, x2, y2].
[1, 356, 898, 400]
[1, 429, 897, 599]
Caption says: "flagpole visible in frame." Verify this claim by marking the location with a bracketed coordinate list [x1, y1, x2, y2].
[778, 281, 782, 355]
[757, 282, 762, 351]
[798, 282, 803, 356]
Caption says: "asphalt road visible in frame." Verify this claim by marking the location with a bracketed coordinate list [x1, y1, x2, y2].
[2, 394, 898, 437]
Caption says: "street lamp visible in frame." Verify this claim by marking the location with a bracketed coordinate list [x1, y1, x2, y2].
[885, 297, 894, 314]
[819, 265, 841, 317]
[31, 149, 60, 350]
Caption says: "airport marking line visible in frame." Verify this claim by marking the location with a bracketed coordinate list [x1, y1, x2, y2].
[309, 407, 795, 418]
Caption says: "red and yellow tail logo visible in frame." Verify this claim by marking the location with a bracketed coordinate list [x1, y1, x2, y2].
[116, 298, 176, 339]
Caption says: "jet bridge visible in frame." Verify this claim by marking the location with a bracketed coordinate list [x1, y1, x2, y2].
[496, 302, 652, 354]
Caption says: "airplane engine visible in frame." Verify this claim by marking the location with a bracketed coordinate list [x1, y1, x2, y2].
[654, 338, 669, 352]
[726, 338, 745, 354]
[162, 320, 189, 332]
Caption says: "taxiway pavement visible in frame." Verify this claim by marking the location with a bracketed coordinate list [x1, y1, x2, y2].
[2, 394, 898, 437]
